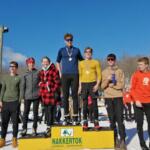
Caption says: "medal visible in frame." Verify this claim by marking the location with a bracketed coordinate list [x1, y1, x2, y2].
[69, 57, 72, 61]
[66, 47, 73, 62]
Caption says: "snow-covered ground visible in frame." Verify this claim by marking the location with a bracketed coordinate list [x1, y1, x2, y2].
[0, 103, 149, 150]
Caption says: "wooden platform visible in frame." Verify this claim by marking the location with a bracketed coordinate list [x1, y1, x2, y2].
[18, 126, 114, 150]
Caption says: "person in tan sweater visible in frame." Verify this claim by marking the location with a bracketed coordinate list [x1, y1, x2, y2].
[101, 53, 126, 150]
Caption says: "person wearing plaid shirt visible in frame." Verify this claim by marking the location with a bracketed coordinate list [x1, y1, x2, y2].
[39, 56, 61, 136]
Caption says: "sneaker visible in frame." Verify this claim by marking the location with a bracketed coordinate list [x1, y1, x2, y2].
[21, 129, 27, 137]
[115, 138, 120, 149]
[62, 117, 70, 126]
[83, 121, 88, 131]
[119, 140, 127, 150]
[12, 137, 18, 148]
[45, 127, 51, 137]
[32, 128, 37, 136]
[0, 138, 5, 148]
[140, 142, 149, 150]
[94, 120, 100, 131]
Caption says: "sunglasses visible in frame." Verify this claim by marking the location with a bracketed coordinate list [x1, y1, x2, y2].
[107, 58, 115, 61]
[65, 39, 73, 42]
[85, 51, 92, 53]
[9, 65, 17, 68]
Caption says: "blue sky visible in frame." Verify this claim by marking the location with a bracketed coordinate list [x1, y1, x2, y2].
[0, 0, 150, 65]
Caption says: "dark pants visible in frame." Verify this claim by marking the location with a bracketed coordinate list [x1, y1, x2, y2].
[81, 82, 98, 121]
[134, 103, 150, 145]
[1, 101, 19, 138]
[61, 74, 79, 116]
[22, 99, 40, 130]
[124, 103, 132, 120]
[105, 97, 126, 140]
[44, 104, 55, 127]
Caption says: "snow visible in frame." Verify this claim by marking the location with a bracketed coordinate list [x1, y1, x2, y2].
[0, 102, 149, 150]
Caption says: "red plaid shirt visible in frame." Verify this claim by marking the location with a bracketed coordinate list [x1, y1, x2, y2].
[39, 63, 61, 105]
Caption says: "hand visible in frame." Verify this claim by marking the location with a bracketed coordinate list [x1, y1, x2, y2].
[135, 101, 142, 107]
[93, 84, 99, 92]
[109, 83, 114, 88]
[107, 75, 112, 81]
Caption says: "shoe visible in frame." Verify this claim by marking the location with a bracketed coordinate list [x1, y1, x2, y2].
[0, 138, 5, 148]
[21, 129, 27, 137]
[140, 142, 149, 150]
[12, 137, 18, 148]
[45, 127, 51, 137]
[94, 120, 101, 131]
[32, 128, 37, 136]
[120, 140, 127, 150]
[62, 117, 69, 126]
[115, 138, 120, 149]
[72, 116, 79, 126]
[83, 121, 88, 131]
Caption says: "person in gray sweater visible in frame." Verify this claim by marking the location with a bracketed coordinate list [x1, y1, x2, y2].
[20, 57, 40, 136]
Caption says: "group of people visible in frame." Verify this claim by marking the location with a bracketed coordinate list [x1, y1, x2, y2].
[0, 33, 150, 150]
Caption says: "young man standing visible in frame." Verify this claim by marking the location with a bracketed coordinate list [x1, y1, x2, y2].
[21, 57, 40, 137]
[0, 61, 21, 148]
[130, 57, 150, 150]
[78, 47, 101, 130]
[56, 33, 83, 125]
[101, 54, 126, 150]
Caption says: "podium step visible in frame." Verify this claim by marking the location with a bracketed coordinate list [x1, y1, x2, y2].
[19, 126, 114, 150]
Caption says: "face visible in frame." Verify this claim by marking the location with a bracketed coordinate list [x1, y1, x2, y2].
[138, 61, 148, 72]
[84, 49, 92, 60]
[9, 64, 18, 74]
[42, 58, 50, 69]
[107, 57, 116, 67]
[65, 37, 73, 47]
[27, 63, 35, 70]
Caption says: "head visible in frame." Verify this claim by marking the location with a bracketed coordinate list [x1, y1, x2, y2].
[41, 56, 51, 69]
[107, 53, 116, 67]
[84, 47, 93, 60]
[137, 57, 149, 72]
[26, 57, 35, 70]
[9, 61, 18, 74]
[64, 33, 73, 47]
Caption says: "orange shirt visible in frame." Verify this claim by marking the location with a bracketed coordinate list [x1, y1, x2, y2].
[130, 70, 150, 103]
[123, 92, 132, 104]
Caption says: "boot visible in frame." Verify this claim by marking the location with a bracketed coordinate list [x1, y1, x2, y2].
[0, 138, 5, 148]
[12, 137, 18, 148]
[21, 129, 27, 137]
[94, 120, 101, 131]
[120, 140, 127, 150]
[115, 138, 120, 149]
[83, 120, 88, 131]
[45, 127, 51, 137]
[140, 142, 149, 150]
[32, 128, 37, 136]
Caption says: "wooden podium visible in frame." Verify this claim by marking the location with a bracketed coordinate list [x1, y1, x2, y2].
[19, 126, 114, 150]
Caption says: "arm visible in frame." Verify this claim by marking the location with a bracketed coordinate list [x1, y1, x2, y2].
[78, 49, 84, 61]
[101, 71, 111, 90]
[93, 61, 102, 92]
[20, 75, 26, 100]
[78, 62, 82, 94]
[56, 49, 62, 77]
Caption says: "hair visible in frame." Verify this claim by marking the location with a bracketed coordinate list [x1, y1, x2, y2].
[138, 57, 149, 65]
[9, 61, 18, 68]
[26, 57, 35, 64]
[64, 33, 73, 40]
[41, 56, 51, 63]
[107, 53, 116, 60]
[84, 47, 93, 53]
